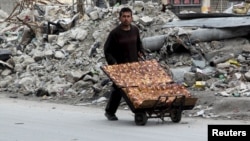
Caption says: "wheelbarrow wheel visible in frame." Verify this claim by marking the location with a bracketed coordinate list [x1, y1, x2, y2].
[134, 112, 148, 126]
[170, 109, 182, 123]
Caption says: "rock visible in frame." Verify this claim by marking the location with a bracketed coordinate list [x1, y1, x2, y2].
[0, 49, 11, 61]
[54, 51, 65, 59]
[184, 72, 196, 86]
[139, 16, 153, 26]
[244, 70, 250, 81]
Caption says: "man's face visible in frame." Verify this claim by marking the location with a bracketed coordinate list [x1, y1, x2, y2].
[119, 12, 133, 26]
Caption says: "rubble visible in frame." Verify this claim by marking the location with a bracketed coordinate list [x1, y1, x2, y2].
[0, 0, 250, 119]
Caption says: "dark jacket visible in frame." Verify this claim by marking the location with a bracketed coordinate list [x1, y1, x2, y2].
[104, 24, 145, 65]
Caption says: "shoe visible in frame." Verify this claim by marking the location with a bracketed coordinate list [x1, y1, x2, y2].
[105, 112, 118, 121]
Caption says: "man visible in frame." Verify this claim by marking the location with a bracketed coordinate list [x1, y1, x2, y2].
[103, 7, 145, 121]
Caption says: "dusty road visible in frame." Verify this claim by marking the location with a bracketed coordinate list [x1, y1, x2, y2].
[0, 94, 249, 141]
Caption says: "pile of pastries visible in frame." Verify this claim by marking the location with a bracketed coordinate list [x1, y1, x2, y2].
[122, 83, 191, 109]
[102, 59, 173, 87]
[102, 59, 191, 109]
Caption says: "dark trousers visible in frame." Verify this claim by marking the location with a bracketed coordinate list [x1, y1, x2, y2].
[105, 84, 122, 114]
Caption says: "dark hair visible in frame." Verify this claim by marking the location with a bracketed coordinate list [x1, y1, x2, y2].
[119, 7, 132, 17]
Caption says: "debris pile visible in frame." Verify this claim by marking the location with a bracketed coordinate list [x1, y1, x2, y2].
[0, 0, 250, 119]
[232, 0, 250, 14]
[0, 0, 176, 104]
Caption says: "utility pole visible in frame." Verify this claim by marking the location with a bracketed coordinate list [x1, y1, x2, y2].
[77, 0, 84, 15]
[72, 0, 74, 14]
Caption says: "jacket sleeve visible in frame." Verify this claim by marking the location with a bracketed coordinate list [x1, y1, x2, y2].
[104, 32, 117, 65]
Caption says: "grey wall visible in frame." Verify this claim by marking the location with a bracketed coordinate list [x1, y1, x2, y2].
[0, 0, 17, 14]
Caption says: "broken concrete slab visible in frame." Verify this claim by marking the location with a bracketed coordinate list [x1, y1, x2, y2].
[188, 27, 250, 42]
[142, 35, 167, 51]
[163, 16, 250, 28]
[0, 49, 11, 61]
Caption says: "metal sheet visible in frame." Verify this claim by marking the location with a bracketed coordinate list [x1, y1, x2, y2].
[162, 16, 250, 28]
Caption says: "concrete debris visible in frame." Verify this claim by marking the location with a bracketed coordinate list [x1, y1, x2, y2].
[232, 1, 250, 14]
[0, 0, 250, 119]
[162, 16, 250, 28]
[0, 49, 11, 61]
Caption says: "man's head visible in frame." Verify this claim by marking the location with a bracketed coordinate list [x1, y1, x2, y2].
[119, 7, 133, 17]
[119, 7, 133, 27]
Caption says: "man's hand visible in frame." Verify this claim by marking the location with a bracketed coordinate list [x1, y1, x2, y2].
[138, 52, 146, 61]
